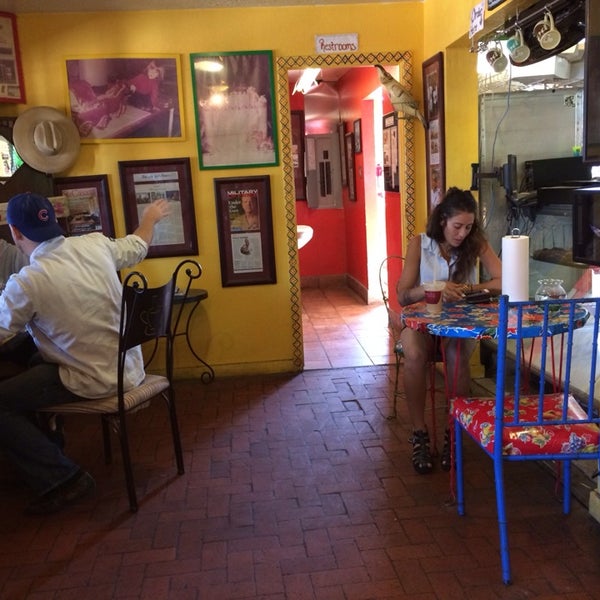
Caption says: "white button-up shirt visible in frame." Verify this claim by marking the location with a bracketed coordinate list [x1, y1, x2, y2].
[0, 233, 149, 398]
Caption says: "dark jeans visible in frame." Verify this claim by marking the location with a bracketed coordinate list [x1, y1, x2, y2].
[0, 362, 83, 495]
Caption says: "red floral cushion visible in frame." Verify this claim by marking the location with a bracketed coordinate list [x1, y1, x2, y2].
[451, 393, 600, 456]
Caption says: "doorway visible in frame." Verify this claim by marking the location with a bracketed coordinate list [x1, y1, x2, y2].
[276, 51, 418, 370]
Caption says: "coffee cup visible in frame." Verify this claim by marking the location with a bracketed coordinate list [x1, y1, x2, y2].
[423, 281, 445, 315]
[533, 10, 561, 51]
[485, 44, 508, 73]
[506, 28, 530, 64]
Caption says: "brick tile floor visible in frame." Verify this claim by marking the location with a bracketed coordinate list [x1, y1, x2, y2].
[1, 366, 600, 598]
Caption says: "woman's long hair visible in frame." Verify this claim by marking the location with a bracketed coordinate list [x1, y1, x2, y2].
[425, 187, 487, 283]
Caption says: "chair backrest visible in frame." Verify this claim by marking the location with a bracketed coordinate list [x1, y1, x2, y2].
[378, 255, 404, 336]
[119, 259, 203, 383]
[494, 294, 600, 460]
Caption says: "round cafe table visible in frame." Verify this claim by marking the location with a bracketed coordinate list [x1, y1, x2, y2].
[401, 298, 589, 340]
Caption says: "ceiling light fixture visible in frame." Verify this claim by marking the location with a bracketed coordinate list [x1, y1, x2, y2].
[292, 68, 321, 95]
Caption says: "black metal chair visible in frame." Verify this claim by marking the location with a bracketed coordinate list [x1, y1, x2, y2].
[40, 259, 202, 512]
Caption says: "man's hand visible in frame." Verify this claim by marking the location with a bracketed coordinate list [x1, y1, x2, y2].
[133, 199, 171, 245]
[141, 199, 171, 226]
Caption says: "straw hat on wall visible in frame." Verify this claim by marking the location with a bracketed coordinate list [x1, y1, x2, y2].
[13, 106, 80, 175]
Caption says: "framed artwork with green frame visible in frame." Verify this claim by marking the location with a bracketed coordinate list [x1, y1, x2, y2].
[190, 50, 279, 170]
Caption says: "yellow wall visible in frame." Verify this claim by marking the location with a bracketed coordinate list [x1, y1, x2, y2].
[1, 4, 425, 378]
[1, 1, 533, 378]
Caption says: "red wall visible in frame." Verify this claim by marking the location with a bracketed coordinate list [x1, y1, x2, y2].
[293, 67, 405, 289]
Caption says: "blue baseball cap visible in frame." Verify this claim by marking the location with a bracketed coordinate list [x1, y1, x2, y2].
[6, 192, 65, 242]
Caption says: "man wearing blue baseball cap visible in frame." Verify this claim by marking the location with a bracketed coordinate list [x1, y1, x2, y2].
[0, 191, 170, 514]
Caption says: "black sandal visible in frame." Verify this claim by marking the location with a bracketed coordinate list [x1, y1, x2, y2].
[410, 429, 433, 474]
[441, 428, 452, 471]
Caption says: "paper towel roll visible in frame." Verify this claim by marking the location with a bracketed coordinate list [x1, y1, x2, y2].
[502, 234, 529, 301]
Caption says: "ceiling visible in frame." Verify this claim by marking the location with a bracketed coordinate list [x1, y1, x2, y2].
[0, 0, 406, 12]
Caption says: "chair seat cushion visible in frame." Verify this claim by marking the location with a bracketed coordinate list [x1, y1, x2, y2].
[451, 393, 600, 456]
[42, 374, 170, 415]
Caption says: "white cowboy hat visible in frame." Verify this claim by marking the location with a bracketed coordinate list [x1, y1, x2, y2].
[13, 106, 80, 174]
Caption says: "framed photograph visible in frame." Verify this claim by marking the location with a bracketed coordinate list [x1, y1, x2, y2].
[53, 175, 115, 237]
[119, 157, 198, 258]
[353, 119, 362, 154]
[190, 50, 279, 170]
[345, 132, 356, 201]
[0, 13, 25, 103]
[423, 52, 446, 213]
[214, 175, 276, 287]
[291, 110, 306, 199]
[337, 122, 347, 186]
[65, 55, 184, 142]
[487, 0, 507, 9]
[382, 112, 399, 192]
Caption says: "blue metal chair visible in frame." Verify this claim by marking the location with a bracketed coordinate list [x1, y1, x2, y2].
[450, 294, 600, 584]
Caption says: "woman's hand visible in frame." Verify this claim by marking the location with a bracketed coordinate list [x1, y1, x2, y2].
[443, 281, 467, 303]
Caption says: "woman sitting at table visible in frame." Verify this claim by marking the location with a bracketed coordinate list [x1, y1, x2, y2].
[396, 187, 502, 474]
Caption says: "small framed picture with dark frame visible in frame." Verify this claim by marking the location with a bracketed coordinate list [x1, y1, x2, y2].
[0, 12, 26, 103]
[353, 119, 362, 154]
[118, 157, 198, 258]
[214, 175, 276, 287]
[53, 174, 115, 237]
[345, 132, 356, 201]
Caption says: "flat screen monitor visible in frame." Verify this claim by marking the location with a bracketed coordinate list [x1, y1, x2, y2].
[573, 186, 600, 265]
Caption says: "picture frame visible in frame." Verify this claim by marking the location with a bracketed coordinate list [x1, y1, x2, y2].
[353, 119, 362, 154]
[0, 12, 25, 103]
[291, 110, 306, 199]
[65, 55, 184, 142]
[337, 122, 347, 186]
[190, 50, 279, 170]
[345, 132, 356, 201]
[214, 175, 276, 287]
[53, 175, 115, 237]
[423, 52, 446, 213]
[118, 157, 198, 259]
[487, 0, 507, 9]
[382, 112, 399, 192]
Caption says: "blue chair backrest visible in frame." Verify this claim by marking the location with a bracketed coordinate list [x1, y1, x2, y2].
[494, 294, 600, 461]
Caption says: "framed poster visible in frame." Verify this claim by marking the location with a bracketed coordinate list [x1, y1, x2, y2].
[65, 55, 184, 142]
[337, 122, 347, 186]
[118, 157, 198, 258]
[0, 12, 25, 103]
[345, 132, 356, 201]
[53, 175, 115, 237]
[382, 112, 399, 192]
[214, 175, 276, 286]
[423, 52, 445, 212]
[291, 110, 306, 199]
[353, 119, 362, 154]
[190, 50, 279, 170]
